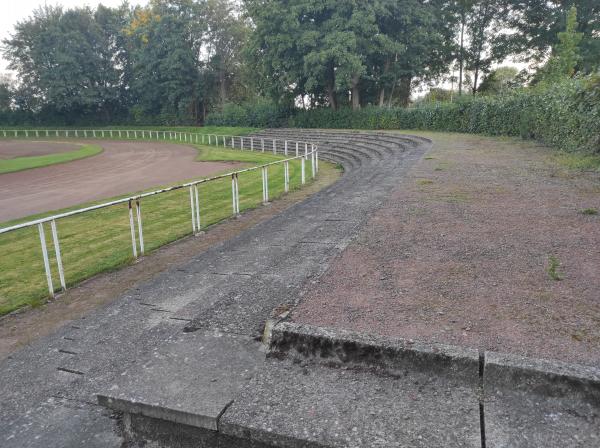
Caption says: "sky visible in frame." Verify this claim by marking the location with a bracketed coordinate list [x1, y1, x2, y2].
[0, 0, 146, 71]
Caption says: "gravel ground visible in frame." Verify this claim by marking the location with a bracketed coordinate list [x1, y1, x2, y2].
[293, 133, 600, 367]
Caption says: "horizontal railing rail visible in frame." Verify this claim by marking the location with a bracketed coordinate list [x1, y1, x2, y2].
[0, 129, 319, 302]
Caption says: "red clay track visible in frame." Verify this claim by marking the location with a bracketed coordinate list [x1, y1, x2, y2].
[0, 140, 242, 222]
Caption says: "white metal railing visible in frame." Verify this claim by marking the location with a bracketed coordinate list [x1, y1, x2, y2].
[0, 129, 319, 299]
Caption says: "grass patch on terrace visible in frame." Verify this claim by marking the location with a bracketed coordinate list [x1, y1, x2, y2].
[0, 143, 328, 316]
[551, 151, 600, 172]
[0, 144, 102, 174]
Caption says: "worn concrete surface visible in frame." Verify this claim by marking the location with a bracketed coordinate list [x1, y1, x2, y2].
[1, 130, 427, 447]
[97, 330, 264, 431]
[484, 351, 600, 448]
[221, 357, 481, 448]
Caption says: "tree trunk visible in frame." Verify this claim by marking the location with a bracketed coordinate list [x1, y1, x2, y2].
[351, 75, 361, 111]
[397, 76, 412, 107]
[219, 67, 227, 105]
[459, 12, 465, 96]
[378, 58, 391, 107]
[327, 64, 337, 110]
[473, 66, 480, 94]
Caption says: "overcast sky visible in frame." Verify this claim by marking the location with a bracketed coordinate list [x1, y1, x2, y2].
[0, 1, 146, 71]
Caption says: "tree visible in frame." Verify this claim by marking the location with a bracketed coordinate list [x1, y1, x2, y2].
[537, 6, 583, 83]
[2, 4, 130, 122]
[125, 1, 206, 122]
[498, 1, 599, 74]
[247, 0, 455, 109]
[0, 74, 13, 112]
[373, 0, 455, 107]
[203, 0, 250, 106]
[478, 66, 519, 94]
[465, 1, 508, 94]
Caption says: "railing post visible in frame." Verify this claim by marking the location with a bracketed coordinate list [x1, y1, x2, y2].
[136, 200, 145, 256]
[231, 136, 235, 149]
[50, 220, 66, 291]
[296, 141, 299, 157]
[284, 140, 288, 155]
[284, 161, 289, 193]
[38, 223, 55, 298]
[189, 186, 197, 233]
[241, 137, 245, 150]
[301, 157, 306, 185]
[315, 147, 319, 173]
[261, 138, 265, 152]
[231, 174, 240, 215]
[262, 167, 269, 204]
[311, 151, 316, 179]
[128, 200, 138, 259]
[272, 139, 276, 154]
[194, 185, 201, 231]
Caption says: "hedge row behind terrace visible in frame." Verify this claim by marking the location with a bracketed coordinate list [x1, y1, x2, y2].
[207, 75, 600, 154]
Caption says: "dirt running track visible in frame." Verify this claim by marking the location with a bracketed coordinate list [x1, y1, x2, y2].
[0, 140, 242, 222]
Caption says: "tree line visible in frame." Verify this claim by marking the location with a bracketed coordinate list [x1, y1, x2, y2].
[0, 0, 598, 125]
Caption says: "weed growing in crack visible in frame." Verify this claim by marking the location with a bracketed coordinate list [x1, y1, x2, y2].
[548, 256, 563, 281]
[580, 208, 598, 215]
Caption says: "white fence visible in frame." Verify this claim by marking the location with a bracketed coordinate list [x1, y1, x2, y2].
[0, 129, 319, 299]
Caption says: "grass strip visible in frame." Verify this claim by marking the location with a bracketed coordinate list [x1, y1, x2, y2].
[0, 143, 328, 316]
[0, 144, 102, 174]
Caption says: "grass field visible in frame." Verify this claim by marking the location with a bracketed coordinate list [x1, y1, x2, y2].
[0, 142, 329, 316]
[0, 144, 102, 174]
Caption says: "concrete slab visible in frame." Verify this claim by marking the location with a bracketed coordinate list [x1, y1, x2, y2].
[3, 397, 120, 448]
[97, 330, 264, 431]
[484, 351, 600, 448]
[221, 358, 482, 448]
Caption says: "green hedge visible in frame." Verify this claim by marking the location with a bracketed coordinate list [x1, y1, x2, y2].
[205, 100, 291, 128]
[207, 75, 600, 153]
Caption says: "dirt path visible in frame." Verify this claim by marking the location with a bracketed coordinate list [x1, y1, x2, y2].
[293, 133, 600, 367]
[0, 140, 81, 159]
[0, 140, 242, 222]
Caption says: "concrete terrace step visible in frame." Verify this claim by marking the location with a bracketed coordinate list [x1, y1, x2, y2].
[98, 322, 483, 448]
[98, 321, 600, 448]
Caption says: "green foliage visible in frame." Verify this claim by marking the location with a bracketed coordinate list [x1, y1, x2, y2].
[478, 67, 520, 95]
[419, 88, 456, 104]
[206, 100, 290, 128]
[499, 1, 599, 74]
[538, 6, 584, 84]
[245, 0, 455, 109]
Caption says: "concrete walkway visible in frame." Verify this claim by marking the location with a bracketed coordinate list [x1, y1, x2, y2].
[1, 130, 428, 447]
